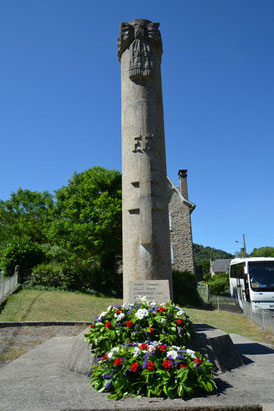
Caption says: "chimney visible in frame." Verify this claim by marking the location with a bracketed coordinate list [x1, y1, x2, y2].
[178, 169, 189, 200]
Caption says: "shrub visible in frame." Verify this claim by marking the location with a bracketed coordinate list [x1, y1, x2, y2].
[172, 270, 203, 307]
[30, 263, 67, 289]
[208, 273, 229, 296]
[0, 236, 44, 281]
[30, 261, 122, 296]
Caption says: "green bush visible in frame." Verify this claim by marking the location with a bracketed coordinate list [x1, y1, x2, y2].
[30, 263, 67, 289]
[30, 260, 122, 296]
[0, 236, 45, 281]
[172, 270, 203, 307]
[208, 273, 229, 296]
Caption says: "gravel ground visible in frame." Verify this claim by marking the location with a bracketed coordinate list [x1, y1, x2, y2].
[0, 325, 87, 368]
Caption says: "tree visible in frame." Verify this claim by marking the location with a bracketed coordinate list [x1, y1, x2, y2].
[0, 188, 54, 246]
[47, 166, 122, 294]
[193, 244, 234, 280]
[250, 247, 274, 257]
[0, 236, 44, 278]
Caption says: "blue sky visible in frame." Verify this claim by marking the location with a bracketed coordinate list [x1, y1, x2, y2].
[0, 0, 273, 254]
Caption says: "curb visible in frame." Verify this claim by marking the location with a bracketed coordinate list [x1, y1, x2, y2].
[0, 321, 91, 328]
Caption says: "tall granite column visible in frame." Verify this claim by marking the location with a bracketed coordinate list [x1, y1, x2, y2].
[118, 19, 172, 302]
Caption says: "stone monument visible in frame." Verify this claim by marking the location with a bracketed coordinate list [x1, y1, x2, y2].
[118, 19, 173, 303]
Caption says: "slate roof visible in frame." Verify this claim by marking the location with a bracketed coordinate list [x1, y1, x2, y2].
[167, 177, 196, 213]
[212, 259, 232, 274]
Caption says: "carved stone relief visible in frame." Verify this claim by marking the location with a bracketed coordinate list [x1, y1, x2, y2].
[118, 19, 162, 80]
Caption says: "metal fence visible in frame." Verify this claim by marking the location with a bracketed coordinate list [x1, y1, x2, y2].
[210, 295, 274, 332]
[210, 295, 243, 314]
[197, 284, 209, 302]
[0, 274, 18, 304]
[197, 285, 274, 333]
[242, 301, 274, 333]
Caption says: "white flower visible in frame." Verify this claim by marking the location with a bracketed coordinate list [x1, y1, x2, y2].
[166, 350, 178, 360]
[135, 308, 149, 320]
[132, 347, 140, 357]
[116, 313, 125, 321]
[107, 306, 113, 312]
[99, 311, 107, 318]
[108, 347, 119, 358]
[148, 345, 156, 352]
[186, 349, 196, 359]
[138, 295, 149, 303]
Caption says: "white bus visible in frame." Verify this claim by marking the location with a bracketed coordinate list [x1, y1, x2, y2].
[229, 257, 274, 312]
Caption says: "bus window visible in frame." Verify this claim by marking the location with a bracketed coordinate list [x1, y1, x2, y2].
[248, 261, 274, 291]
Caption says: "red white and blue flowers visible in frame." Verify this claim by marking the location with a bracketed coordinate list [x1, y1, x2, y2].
[86, 297, 216, 400]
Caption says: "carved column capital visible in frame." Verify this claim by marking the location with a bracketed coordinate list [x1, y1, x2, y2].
[117, 19, 162, 80]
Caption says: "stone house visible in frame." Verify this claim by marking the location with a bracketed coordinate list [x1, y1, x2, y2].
[210, 259, 231, 277]
[167, 170, 196, 273]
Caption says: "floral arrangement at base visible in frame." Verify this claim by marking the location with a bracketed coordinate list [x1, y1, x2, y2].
[85, 298, 194, 355]
[90, 341, 216, 400]
[86, 297, 216, 400]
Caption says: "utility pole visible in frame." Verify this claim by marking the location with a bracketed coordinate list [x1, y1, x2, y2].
[243, 234, 247, 255]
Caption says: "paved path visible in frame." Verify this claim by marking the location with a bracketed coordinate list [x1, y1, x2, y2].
[0, 332, 273, 410]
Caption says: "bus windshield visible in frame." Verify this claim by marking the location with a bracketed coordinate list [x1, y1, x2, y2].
[249, 261, 274, 291]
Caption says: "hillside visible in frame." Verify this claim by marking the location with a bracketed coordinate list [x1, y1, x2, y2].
[193, 243, 234, 279]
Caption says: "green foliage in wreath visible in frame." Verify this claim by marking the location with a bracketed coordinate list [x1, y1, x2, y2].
[91, 341, 216, 400]
[86, 297, 216, 400]
[85, 298, 194, 355]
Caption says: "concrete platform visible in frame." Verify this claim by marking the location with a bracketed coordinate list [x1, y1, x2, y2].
[0, 326, 273, 410]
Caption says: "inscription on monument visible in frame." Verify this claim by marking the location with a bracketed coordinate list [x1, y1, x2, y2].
[128, 280, 170, 304]
[132, 134, 153, 152]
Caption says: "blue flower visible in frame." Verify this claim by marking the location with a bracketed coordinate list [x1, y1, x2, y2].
[105, 381, 111, 389]
[142, 361, 147, 369]
[103, 373, 113, 379]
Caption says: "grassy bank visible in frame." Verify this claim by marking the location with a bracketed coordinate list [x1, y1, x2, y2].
[0, 289, 273, 345]
[0, 289, 122, 322]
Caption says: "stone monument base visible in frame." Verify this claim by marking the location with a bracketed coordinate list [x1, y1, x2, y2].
[63, 324, 244, 376]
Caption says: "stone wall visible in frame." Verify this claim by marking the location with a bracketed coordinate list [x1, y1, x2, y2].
[168, 179, 195, 273]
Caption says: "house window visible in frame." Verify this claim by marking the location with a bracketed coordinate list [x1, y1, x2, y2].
[169, 212, 172, 230]
[170, 244, 174, 264]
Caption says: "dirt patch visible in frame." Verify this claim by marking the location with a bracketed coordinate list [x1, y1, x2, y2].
[0, 325, 87, 368]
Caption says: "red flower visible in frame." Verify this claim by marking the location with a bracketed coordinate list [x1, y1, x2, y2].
[157, 306, 166, 313]
[104, 321, 111, 328]
[116, 309, 121, 314]
[102, 354, 108, 361]
[194, 358, 202, 366]
[130, 362, 140, 372]
[179, 364, 188, 369]
[159, 344, 167, 351]
[149, 327, 154, 334]
[114, 357, 123, 366]
[177, 318, 184, 325]
[139, 343, 148, 350]
[90, 324, 94, 328]
[162, 360, 172, 369]
[126, 320, 133, 328]
[147, 361, 155, 371]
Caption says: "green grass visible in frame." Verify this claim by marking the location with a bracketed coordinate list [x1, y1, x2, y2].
[0, 289, 273, 345]
[0, 289, 122, 322]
